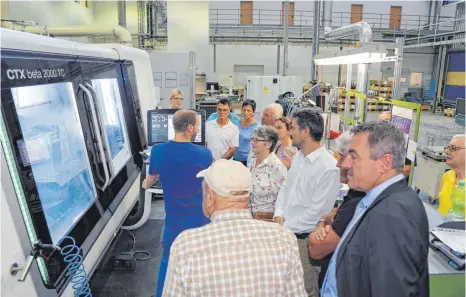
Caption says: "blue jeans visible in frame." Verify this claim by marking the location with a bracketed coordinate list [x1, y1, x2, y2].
[156, 227, 178, 297]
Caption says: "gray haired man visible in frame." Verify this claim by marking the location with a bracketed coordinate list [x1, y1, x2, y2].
[321, 121, 429, 297]
[261, 103, 284, 126]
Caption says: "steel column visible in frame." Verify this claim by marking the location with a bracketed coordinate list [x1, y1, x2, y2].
[434, 1, 441, 26]
[282, 0, 289, 76]
[118, 0, 127, 28]
[392, 37, 404, 99]
[310, 0, 320, 80]
[153, 2, 159, 37]
[355, 64, 370, 121]
[277, 45, 281, 74]
[337, 43, 343, 86]
[213, 44, 217, 73]
[189, 51, 196, 109]
[427, 1, 433, 28]
[344, 64, 353, 119]
[434, 45, 447, 111]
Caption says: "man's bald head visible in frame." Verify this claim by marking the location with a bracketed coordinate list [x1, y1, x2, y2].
[262, 103, 284, 126]
[173, 109, 198, 133]
[445, 134, 466, 171]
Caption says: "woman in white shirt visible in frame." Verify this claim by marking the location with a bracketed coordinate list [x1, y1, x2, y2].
[249, 126, 287, 222]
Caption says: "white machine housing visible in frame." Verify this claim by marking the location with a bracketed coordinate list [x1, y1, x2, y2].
[246, 76, 306, 114]
[1, 28, 156, 297]
[415, 147, 451, 199]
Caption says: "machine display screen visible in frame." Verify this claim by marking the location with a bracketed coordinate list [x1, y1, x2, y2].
[147, 109, 206, 146]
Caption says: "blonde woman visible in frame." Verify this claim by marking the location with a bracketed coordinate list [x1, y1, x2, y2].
[169, 89, 184, 109]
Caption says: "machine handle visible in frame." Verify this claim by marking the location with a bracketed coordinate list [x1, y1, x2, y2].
[85, 82, 113, 175]
[17, 254, 35, 282]
[79, 84, 110, 191]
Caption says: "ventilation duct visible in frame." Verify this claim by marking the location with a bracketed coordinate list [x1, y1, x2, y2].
[8, 24, 133, 46]
[322, 0, 373, 121]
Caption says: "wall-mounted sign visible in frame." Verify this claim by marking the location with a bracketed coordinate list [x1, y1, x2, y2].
[410, 72, 423, 87]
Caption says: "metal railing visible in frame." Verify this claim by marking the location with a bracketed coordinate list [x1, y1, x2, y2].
[402, 17, 465, 45]
[209, 9, 456, 31]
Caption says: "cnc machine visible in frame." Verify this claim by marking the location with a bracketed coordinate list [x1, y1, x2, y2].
[1, 28, 157, 297]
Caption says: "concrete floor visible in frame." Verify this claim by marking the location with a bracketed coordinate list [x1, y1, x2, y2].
[90, 199, 165, 297]
[341, 110, 464, 146]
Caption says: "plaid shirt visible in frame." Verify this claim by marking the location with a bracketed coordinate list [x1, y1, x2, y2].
[162, 209, 307, 297]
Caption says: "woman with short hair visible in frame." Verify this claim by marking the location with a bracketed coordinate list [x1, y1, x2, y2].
[274, 116, 298, 169]
[249, 126, 287, 221]
[233, 100, 259, 165]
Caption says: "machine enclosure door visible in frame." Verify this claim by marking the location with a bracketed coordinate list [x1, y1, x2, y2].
[1, 51, 142, 289]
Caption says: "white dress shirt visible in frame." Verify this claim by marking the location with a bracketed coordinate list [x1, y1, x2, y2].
[249, 153, 287, 213]
[206, 119, 239, 160]
[274, 145, 340, 234]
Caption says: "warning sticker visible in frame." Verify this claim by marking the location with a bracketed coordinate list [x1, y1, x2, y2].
[264, 86, 269, 94]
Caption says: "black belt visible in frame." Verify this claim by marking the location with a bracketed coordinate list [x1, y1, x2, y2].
[295, 233, 309, 239]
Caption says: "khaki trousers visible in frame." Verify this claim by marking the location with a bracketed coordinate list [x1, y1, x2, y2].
[297, 237, 320, 297]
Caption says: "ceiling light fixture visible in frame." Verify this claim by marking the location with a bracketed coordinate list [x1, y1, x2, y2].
[313, 44, 387, 66]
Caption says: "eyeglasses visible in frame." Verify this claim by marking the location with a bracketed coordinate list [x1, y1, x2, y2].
[217, 108, 230, 113]
[251, 137, 268, 143]
[171, 97, 184, 101]
[444, 145, 465, 152]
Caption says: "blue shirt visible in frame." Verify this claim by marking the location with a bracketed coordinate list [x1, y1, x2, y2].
[233, 121, 259, 161]
[149, 141, 213, 228]
[207, 112, 241, 127]
[321, 174, 405, 297]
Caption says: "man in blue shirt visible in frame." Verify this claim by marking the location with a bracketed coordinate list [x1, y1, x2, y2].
[321, 121, 429, 297]
[142, 109, 213, 297]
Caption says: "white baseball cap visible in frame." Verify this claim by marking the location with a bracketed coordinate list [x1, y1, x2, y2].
[196, 159, 252, 199]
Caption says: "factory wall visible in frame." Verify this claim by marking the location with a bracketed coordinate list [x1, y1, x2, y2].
[2, 0, 95, 27]
[210, 0, 458, 26]
[211, 44, 435, 95]
[92, 1, 139, 34]
[166, 1, 211, 77]
[213, 44, 371, 87]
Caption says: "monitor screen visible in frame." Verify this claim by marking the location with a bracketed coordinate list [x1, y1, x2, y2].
[147, 109, 206, 146]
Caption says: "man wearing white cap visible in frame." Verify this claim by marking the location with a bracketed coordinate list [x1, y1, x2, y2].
[162, 159, 307, 297]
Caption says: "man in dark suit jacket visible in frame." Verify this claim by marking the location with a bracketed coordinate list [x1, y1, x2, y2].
[321, 121, 429, 297]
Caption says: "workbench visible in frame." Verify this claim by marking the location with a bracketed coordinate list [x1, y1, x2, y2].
[424, 202, 465, 297]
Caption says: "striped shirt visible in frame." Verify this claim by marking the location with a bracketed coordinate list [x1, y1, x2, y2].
[162, 209, 307, 297]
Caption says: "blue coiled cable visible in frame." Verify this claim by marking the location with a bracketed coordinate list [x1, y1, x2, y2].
[58, 236, 92, 297]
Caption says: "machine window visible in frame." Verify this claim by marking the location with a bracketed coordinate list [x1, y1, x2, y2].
[92, 78, 131, 175]
[11, 82, 97, 245]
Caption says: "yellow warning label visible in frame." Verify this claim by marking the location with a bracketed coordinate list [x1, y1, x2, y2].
[264, 86, 269, 94]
